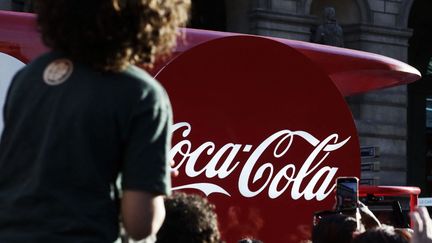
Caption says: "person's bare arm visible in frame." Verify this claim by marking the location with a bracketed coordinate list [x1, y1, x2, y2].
[358, 201, 381, 229]
[411, 206, 432, 243]
[121, 190, 166, 241]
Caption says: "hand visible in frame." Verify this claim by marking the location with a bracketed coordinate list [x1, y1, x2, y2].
[411, 207, 432, 243]
[358, 201, 381, 229]
[170, 160, 179, 177]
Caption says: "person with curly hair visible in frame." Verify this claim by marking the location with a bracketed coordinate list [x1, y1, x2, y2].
[156, 192, 223, 243]
[0, 0, 189, 242]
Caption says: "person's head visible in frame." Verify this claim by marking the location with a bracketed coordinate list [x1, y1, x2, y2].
[323, 7, 336, 22]
[352, 225, 411, 243]
[34, 0, 190, 72]
[312, 213, 358, 243]
[156, 192, 222, 243]
[238, 238, 263, 243]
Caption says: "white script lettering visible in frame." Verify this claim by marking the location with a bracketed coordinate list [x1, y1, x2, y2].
[169, 122, 350, 201]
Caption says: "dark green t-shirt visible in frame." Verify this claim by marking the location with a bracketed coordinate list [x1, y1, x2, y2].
[0, 52, 172, 242]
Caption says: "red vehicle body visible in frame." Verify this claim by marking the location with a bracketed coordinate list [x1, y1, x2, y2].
[0, 10, 421, 243]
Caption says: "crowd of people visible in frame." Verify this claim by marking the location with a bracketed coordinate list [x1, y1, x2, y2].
[142, 192, 432, 243]
[118, 191, 432, 243]
[312, 204, 432, 243]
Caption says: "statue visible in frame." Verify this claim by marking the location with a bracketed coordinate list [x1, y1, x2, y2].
[313, 7, 344, 47]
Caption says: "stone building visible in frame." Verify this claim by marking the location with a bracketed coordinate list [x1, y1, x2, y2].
[190, 0, 432, 196]
[0, 1, 10, 10]
[0, 0, 33, 12]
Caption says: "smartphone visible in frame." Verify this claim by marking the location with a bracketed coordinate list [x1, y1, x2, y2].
[336, 177, 359, 211]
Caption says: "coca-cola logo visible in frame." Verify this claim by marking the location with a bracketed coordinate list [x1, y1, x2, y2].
[156, 35, 360, 242]
[170, 122, 350, 200]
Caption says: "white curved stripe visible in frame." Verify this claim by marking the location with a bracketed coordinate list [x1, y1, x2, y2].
[172, 183, 231, 196]
[291, 131, 351, 151]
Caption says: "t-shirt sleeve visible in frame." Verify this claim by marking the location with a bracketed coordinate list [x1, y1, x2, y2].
[3, 68, 24, 124]
[121, 84, 172, 195]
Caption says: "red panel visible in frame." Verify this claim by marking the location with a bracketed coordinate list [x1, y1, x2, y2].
[156, 36, 360, 243]
[359, 185, 421, 197]
[359, 185, 421, 222]
[169, 28, 421, 96]
[0, 10, 47, 62]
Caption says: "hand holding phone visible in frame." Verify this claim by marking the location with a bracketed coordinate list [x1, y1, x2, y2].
[336, 177, 359, 211]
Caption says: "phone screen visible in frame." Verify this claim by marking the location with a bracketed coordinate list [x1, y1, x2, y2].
[336, 177, 358, 211]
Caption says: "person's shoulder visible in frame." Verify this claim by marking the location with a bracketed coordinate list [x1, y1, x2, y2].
[28, 51, 63, 65]
[19, 51, 64, 71]
[123, 65, 162, 88]
[10, 51, 57, 81]
[121, 65, 168, 100]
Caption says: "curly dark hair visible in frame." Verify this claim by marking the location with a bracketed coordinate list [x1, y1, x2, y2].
[34, 0, 189, 71]
[156, 192, 223, 243]
[352, 225, 411, 243]
[312, 214, 358, 243]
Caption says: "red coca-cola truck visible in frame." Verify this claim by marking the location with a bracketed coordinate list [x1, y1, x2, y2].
[0, 10, 421, 243]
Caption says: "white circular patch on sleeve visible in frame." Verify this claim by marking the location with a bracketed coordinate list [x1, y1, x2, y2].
[43, 59, 74, 85]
